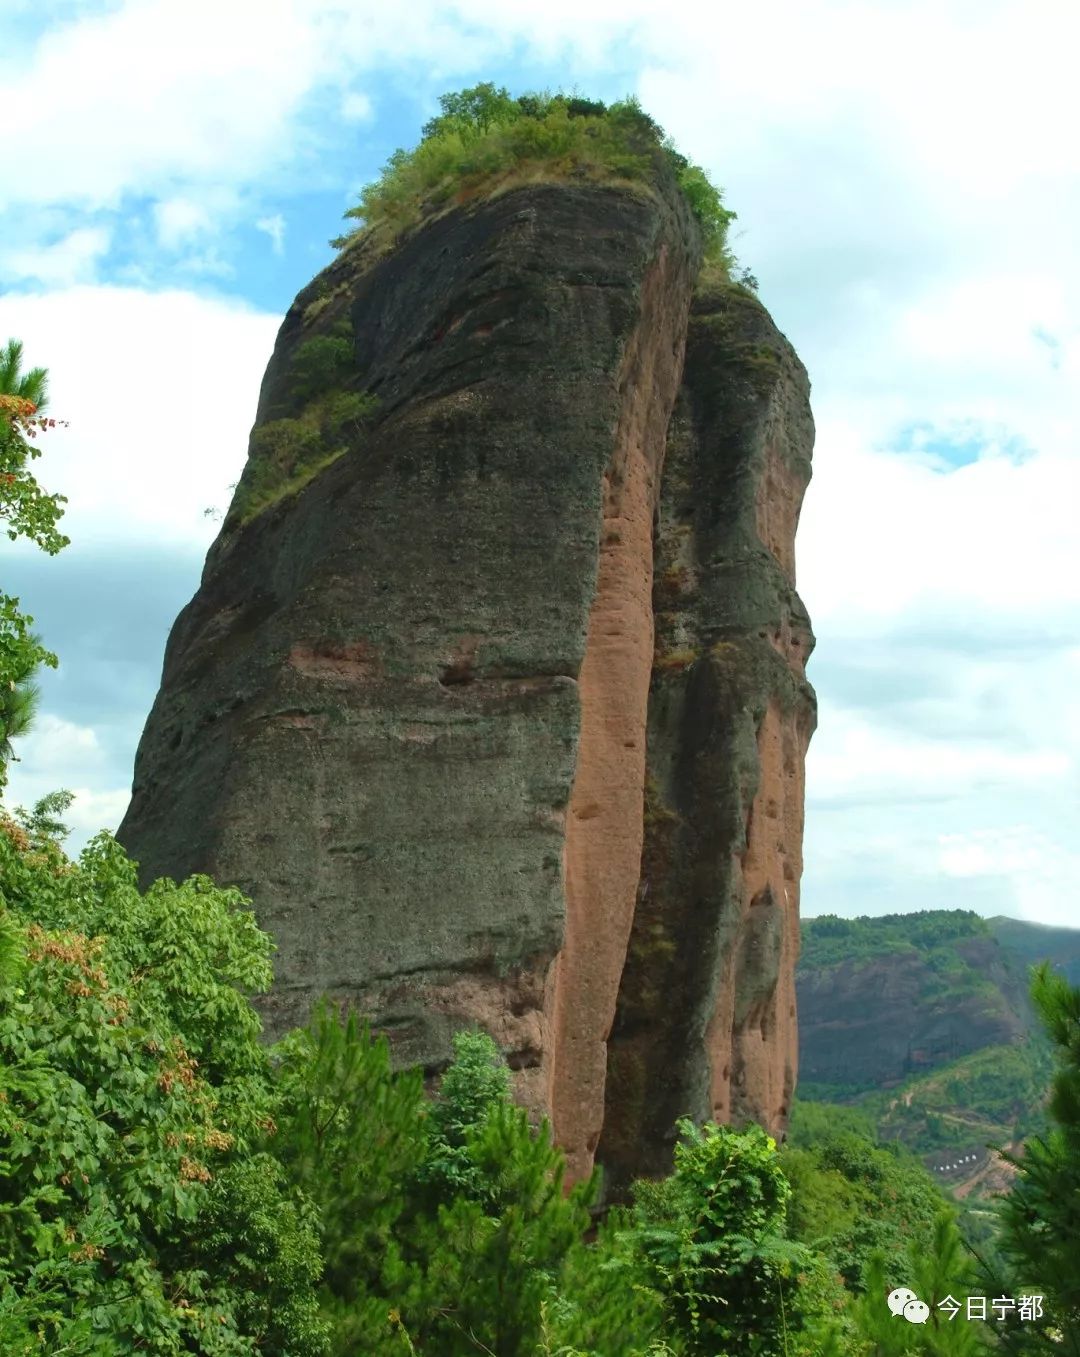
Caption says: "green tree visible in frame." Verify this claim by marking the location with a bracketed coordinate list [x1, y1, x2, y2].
[10, 789, 73, 850]
[416, 1027, 512, 1198]
[267, 1000, 429, 1353]
[0, 823, 328, 1354]
[853, 1214, 990, 1356]
[272, 1017, 601, 1357]
[991, 964, 1080, 1353]
[0, 641, 41, 768]
[540, 1205, 674, 1357]
[421, 81, 521, 141]
[627, 1119, 836, 1356]
[398, 1095, 593, 1356]
[0, 340, 48, 412]
[1, 339, 69, 792]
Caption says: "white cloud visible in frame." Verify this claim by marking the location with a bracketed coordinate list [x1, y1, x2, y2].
[937, 829, 1080, 930]
[4, 1, 320, 211]
[808, 713, 1072, 805]
[3, 707, 136, 845]
[255, 213, 286, 255]
[153, 197, 214, 250]
[340, 90, 372, 122]
[1, 286, 280, 548]
[64, 787, 132, 841]
[7, 713, 103, 774]
[799, 421, 1080, 627]
[0, 227, 112, 286]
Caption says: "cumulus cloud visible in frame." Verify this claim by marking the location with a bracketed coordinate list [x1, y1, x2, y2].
[7, 714, 103, 775]
[1, 287, 279, 548]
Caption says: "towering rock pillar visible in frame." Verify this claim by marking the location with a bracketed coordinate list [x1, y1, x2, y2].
[596, 280, 817, 1198]
[117, 168, 815, 1190]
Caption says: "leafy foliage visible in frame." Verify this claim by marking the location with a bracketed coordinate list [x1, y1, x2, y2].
[266, 1000, 428, 1351]
[0, 822, 328, 1354]
[0, 341, 70, 789]
[4, 807, 1053, 1356]
[288, 336, 355, 405]
[799, 910, 992, 972]
[627, 1119, 838, 1355]
[9, 789, 74, 851]
[230, 389, 378, 525]
[854, 1213, 989, 1355]
[0, 640, 44, 770]
[781, 1125, 950, 1293]
[271, 1016, 598, 1356]
[333, 84, 738, 270]
[538, 1206, 673, 1356]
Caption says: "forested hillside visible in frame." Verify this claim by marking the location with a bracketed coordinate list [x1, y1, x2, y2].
[796, 909, 1079, 1203]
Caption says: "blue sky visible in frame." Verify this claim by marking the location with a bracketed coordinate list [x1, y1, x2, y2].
[2, 0, 1078, 928]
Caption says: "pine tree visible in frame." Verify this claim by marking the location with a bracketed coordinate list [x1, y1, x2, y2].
[0, 341, 48, 412]
[0, 634, 43, 768]
[993, 964, 1080, 1353]
[0, 338, 67, 791]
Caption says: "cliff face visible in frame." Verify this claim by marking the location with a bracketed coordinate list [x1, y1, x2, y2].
[597, 281, 816, 1196]
[117, 169, 816, 1190]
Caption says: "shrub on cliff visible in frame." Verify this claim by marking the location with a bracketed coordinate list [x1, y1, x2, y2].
[231, 389, 379, 525]
[332, 82, 737, 269]
[0, 815, 328, 1355]
[288, 335, 355, 404]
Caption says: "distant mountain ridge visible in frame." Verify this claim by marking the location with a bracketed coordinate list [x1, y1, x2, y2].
[985, 915, 1080, 986]
[797, 911, 1034, 1096]
[795, 909, 1079, 1192]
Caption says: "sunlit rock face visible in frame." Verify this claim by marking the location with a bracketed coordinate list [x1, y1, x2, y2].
[117, 165, 816, 1193]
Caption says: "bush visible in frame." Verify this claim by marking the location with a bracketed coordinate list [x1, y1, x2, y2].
[780, 1127, 949, 1295]
[627, 1119, 835, 1356]
[0, 818, 328, 1355]
[231, 390, 379, 525]
[289, 336, 354, 405]
[333, 84, 737, 268]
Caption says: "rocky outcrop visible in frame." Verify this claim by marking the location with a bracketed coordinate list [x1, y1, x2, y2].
[117, 165, 816, 1191]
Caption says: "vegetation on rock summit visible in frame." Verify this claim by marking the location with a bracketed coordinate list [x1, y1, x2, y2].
[332, 84, 743, 275]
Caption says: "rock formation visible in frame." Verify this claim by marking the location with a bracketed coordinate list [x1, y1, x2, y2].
[117, 162, 816, 1193]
